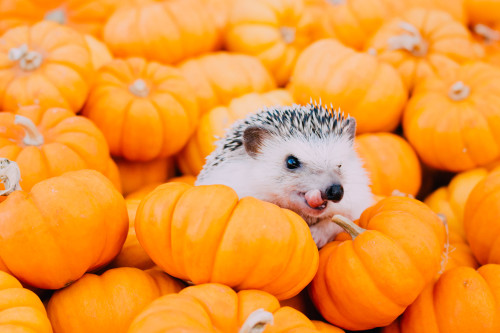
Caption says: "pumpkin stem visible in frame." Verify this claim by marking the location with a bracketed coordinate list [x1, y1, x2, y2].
[129, 79, 150, 98]
[280, 27, 296, 44]
[239, 308, 274, 333]
[388, 21, 428, 57]
[8, 44, 43, 71]
[327, 0, 345, 4]
[0, 158, 22, 196]
[473, 24, 500, 44]
[437, 214, 450, 275]
[14, 115, 44, 146]
[44, 8, 67, 24]
[367, 48, 377, 56]
[391, 189, 415, 199]
[448, 81, 470, 101]
[331, 214, 365, 239]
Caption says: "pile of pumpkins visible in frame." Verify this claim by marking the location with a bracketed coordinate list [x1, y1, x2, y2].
[0, 0, 500, 332]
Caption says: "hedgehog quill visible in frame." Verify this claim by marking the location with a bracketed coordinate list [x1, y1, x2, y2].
[196, 102, 374, 248]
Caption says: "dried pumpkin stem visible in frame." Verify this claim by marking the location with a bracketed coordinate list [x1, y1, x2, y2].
[0, 158, 22, 196]
[239, 308, 274, 333]
[448, 81, 470, 101]
[437, 214, 450, 275]
[473, 24, 500, 44]
[388, 21, 428, 57]
[44, 8, 67, 24]
[8, 44, 43, 71]
[280, 27, 296, 44]
[331, 214, 365, 239]
[129, 79, 150, 98]
[14, 115, 44, 146]
[327, 0, 345, 4]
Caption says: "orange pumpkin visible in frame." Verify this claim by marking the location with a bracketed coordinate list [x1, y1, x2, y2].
[425, 167, 489, 238]
[466, 0, 500, 26]
[366, 8, 477, 91]
[177, 89, 293, 176]
[312, 320, 346, 333]
[0, 21, 94, 112]
[309, 196, 446, 330]
[407, 0, 467, 23]
[464, 167, 500, 264]
[442, 230, 479, 272]
[355, 132, 422, 197]
[0, 106, 110, 191]
[0, 271, 52, 332]
[82, 57, 199, 161]
[403, 62, 500, 172]
[225, 0, 320, 86]
[128, 283, 343, 332]
[115, 157, 176, 195]
[0, 162, 128, 289]
[178, 52, 276, 115]
[471, 23, 500, 67]
[102, 157, 122, 193]
[47, 267, 184, 333]
[84, 34, 113, 70]
[290, 39, 407, 134]
[135, 182, 319, 300]
[0, 0, 122, 37]
[399, 264, 500, 333]
[103, 0, 219, 64]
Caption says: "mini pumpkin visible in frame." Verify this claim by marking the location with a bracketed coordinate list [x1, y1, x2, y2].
[403, 62, 500, 172]
[366, 8, 477, 91]
[466, 0, 500, 26]
[0, 105, 110, 191]
[0, 160, 128, 289]
[82, 57, 199, 161]
[84, 34, 113, 70]
[47, 267, 184, 333]
[135, 182, 319, 300]
[178, 52, 276, 115]
[128, 283, 343, 332]
[0, 21, 94, 111]
[355, 132, 422, 197]
[309, 196, 446, 330]
[177, 89, 293, 176]
[471, 23, 500, 67]
[290, 39, 407, 134]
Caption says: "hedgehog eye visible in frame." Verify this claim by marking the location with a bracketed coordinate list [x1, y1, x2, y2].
[337, 164, 342, 169]
[286, 155, 301, 170]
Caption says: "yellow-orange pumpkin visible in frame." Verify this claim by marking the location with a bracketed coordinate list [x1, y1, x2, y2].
[309, 196, 445, 330]
[84, 34, 113, 70]
[128, 283, 343, 332]
[0, 21, 94, 112]
[355, 132, 422, 197]
[366, 8, 477, 91]
[471, 23, 500, 67]
[177, 89, 293, 176]
[135, 182, 319, 300]
[47, 267, 184, 333]
[466, 0, 500, 26]
[403, 62, 500, 172]
[290, 39, 407, 134]
[83, 57, 199, 161]
[178, 52, 276, 115]
[0, 105, 110, 191]
[0, 162, 128, 289]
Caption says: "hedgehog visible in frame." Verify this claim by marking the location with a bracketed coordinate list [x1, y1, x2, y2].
[195, 101, 374, 248]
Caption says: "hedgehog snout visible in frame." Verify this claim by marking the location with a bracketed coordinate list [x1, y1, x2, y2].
[323, 184, 344, 202]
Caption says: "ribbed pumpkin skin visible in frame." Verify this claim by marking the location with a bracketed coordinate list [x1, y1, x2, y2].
[309, 196, 445, 331]
[128, 283, 340, 332]
[0, 106, 110, 192]
[290, 39, 407, 134]
[0, 170, 128, 289]
[400, 265, 500, 333]
[135, 182, 319, 300]
[464, 167, 500, 265]
[178, 52, 276, 115]
[82, 57, 199, 161]
[0, 21, 94, 112]
[0, 0, 121, 37]
[355, 133, 421, 197]
[47, 267, 184, 333]
[403, 62, 500, 172]
[103, 0, 219, 64]
[442, 231, 479, 272]
[425, 168, 489, 239]
[225, 0, 319, 86]
[0, 271, 53, 332]
[367, 8, 477, 91]
[84, 34, 113, 70]
[177, 89, 293, 176]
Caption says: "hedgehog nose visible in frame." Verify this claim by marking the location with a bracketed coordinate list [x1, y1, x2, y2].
[325, 184, 344, 202]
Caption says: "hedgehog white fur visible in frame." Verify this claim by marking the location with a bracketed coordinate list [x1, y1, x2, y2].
[195, 102, 374, 248]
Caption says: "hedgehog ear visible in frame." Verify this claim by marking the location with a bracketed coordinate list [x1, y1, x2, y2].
[344, 117, 356, 142]
[243, 126, 271, 158]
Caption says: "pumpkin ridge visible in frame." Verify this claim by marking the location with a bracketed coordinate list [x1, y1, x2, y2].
[39, 63, 85, 110]
[118, 97, 137, 158]
[159, 3, 186, 60]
